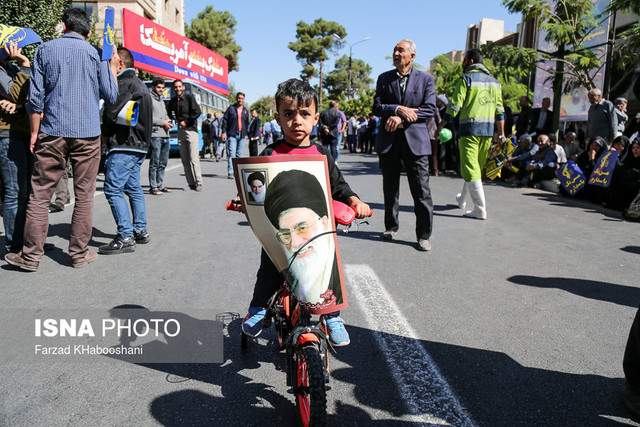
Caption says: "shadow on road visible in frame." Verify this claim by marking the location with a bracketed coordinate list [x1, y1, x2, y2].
[621, 246, 640, 256]
[521, 192, 623, 220]
[508, 275, 640, 308]
[140, 317, 631, 425]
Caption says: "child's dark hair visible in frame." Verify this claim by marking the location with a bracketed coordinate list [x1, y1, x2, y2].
[275, 79, 318, 113]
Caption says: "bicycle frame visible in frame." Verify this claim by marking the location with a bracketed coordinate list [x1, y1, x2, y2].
[265, 286, 329, 389]
[238, 202, 370, 425]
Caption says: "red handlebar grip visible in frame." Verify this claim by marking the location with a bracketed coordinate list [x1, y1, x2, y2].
[349, 206, 373, 217]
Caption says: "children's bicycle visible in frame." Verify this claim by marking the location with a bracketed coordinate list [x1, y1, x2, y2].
[233, 201, 370, 426]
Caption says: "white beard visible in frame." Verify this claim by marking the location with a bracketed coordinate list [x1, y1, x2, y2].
[251, 190, 265, 203]
[285, 234, 334, 304]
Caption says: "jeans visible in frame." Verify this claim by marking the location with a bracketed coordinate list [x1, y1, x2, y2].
[104, 151, 147, 239]
[149, 137, 169, 189]
[226, 136, 244, 173]
[336, 133, 343, 161]
[0, 136, 30, 252]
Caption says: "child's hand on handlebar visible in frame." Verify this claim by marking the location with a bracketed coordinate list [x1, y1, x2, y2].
[226, 196, 245, 213]
[348, 196, 372, 219]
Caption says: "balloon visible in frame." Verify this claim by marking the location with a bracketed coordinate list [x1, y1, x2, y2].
[438, 128, 452, 143]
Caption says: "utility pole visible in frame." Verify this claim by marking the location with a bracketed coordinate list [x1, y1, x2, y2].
[332, 35, 371, 99]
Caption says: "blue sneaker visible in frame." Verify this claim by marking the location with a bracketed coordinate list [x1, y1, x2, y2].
[321, 316, 350, 346]
[242, 307, 267, 337]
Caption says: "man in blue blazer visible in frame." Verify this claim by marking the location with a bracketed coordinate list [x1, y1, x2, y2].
[221, 92, 250, 179]
[373, 39, 436, 252]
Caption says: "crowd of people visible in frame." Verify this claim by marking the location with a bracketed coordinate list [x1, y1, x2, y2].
[1, 8, 639, 275]
[499, 90, 640, 217]
[0, 8, 220, 270]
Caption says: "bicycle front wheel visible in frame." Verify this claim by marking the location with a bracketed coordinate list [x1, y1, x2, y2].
[295, 345, 327, 426]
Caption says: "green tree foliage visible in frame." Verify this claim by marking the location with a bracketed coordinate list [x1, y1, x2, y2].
[335, 89, 375, 117]
[606, 0, 640, 95]
[225, 81, 237, 105]
[324, 54, 373, 100]
[480, 44, 537, 83]
[502, 0, 603, 91]
[430, 55, 463, 98]
[431, 54, 527, 113]
[0, 0, 71, 59]
[250, 96, 276, 123]
[479, 49, 533, 112]
[484, 59, 529, 113]
[186, 6, 242, 72]
[501, 0, 640, 131]
[288, 18, 346, 103]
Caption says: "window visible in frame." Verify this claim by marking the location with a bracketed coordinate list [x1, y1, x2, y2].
[72, 1, 97, 17]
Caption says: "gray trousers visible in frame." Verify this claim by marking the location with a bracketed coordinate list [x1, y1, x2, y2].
[178, 129, 202, 187]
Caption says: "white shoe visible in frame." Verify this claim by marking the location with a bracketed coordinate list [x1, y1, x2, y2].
[464, 179, 487, 220]
[456, 182, 468, 210]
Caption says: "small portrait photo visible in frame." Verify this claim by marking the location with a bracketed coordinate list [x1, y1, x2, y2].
[243, 170, 267, 204]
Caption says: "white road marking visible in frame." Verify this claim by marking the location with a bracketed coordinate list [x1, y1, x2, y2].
[345, 264, 475, 426]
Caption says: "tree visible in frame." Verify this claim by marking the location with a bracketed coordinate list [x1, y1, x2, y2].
[0, 0, 71, 59]
[250, 96, 276, 123]
[324, 55, 373, 100]
[431, 53, 527, 113]
[479, 48, 534, 112]
[186, 6, 242, 72]
[335, 88, 376, 117]
[288, 18, 346, 104]
[607, 0, 640, 95]
[430, 55, 464, 98]
[225, 81, 237, 105]
[501, 0, 640, 133]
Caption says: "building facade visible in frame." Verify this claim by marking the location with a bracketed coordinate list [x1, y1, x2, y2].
[72, 0, 185, 44]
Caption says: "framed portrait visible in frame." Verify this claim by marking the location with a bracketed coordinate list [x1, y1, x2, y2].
[243, 169, 268, 205]
[233, 155, 347, 314]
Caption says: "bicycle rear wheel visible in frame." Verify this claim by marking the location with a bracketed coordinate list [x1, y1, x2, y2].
[295, 345, 327, 426]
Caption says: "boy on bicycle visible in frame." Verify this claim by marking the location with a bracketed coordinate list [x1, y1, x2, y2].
[238, 78, 370, 346]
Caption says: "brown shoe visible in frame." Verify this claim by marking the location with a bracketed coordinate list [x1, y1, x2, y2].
[72, 251, 98, 268]
[5, 251, 39, 271]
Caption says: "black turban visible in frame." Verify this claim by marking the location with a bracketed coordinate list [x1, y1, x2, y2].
[247, 171, 265, 185]
[264, 169, 328, 229]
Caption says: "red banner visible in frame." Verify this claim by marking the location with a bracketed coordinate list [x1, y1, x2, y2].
[122, 8, 228, 95]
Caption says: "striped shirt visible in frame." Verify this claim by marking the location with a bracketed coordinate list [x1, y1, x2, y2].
[28, 33, 118, 138]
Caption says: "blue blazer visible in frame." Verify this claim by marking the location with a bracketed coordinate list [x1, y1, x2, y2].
[221, 104, 250, 138]
[373, 68, 437, 156]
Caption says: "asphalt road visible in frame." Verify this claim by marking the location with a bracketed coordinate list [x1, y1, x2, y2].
[1, 144, 639, 426]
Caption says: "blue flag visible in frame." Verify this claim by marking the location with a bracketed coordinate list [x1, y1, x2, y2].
[588, 150, 619, 188]
[102, 7, 116, 61]
[0, 25, 41, 59]
[556, 161, 586, 196]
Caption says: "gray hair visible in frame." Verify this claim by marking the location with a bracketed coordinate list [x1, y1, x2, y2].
[588, 88, 602, 96]
[519, 134, 532, 145]
[399, 39, 416, 55]
[565, 131, 576, 140]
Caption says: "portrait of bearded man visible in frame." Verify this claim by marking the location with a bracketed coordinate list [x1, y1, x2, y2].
[264, 169, 342, 307]
[246, 171, 266, 203]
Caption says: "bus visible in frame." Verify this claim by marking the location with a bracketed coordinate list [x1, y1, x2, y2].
[145, 79, 230, 152]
